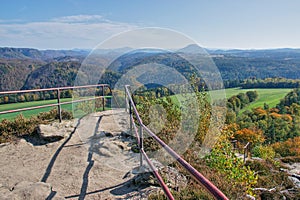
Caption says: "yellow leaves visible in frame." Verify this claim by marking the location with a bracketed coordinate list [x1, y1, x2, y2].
[234, 127, 265, 145]
[221, 123, 239, 139]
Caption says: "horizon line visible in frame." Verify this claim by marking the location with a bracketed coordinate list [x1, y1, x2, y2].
[1, 45, 300, 51]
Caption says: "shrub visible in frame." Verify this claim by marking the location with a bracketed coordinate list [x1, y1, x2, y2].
[148, 157, 251, 200]
[37, 108, 73, 121]
[0, 109, 73, 143]
[205, 136, 258, 196]
[136, 96, 181, 152]
[0, 114, 38, 142]
[246, 159, 295, 198]
[234, 127, 265, 146]
[272, 136, 300, 157]
[252, 145, 276, 160]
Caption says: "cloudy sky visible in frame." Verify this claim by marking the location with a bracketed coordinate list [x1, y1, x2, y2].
[1, 0, 300, 50]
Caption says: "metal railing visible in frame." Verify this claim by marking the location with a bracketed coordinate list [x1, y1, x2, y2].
[0, 84, 113, 122]
[231, 140, 251, 163]
[124, 85, 228, 200]
[243, 142, 251, 163]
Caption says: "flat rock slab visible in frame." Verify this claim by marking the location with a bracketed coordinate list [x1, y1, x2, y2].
[0, 109, 154, 200]
[0, 181, 64, 200]
[36, 120, 75, 139]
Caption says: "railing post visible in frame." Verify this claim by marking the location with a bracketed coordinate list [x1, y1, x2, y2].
[139, 125, 143, 167]
[129, 102, 133, 136]
[102, 85, 105, 111]
[57, 89, 62, 123]
[125, 85, 133, 135]
[244, 142, 250, 163]
[243, 147, 246, 163]
[125, 87, 128, 112]
[248, 142, 251, 159]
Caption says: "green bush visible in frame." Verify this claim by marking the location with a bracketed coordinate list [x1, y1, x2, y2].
[252, 145, 275, 160]
[0, 109, 73, 143]
[205, 139, 258, 196]
[37, 108, 73, 121]
[0, 114, 40, 142]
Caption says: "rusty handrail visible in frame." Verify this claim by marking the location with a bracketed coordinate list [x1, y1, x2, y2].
[130, 121, 174, 200]
[243, 142, 251, 163]
[0, 84, 113, 122]
[0, 84, 110, 95]
[124, 85, 228, 200]
[125, 85, 174, 200]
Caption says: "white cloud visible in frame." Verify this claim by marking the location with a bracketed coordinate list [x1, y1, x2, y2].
[52, 15, 108, 23]
[0, 15, 138, 49]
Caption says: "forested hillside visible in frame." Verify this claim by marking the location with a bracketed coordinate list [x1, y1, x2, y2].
[0, 59, 44, 91]
[213, 55, 300, 80]
[0, 48, 88, 91]
[22, 61, 80, 89]
[1, 47, 300, 91]
[0, 47, 88, 61]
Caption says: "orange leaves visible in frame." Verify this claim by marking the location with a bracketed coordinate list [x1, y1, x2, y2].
[269, 112, 282, 119]
[282, 114, 292, 122]
[269, 112, 292, 122]
[253, 107, 292, 122]
[234, 127, 265, 145]
[272, 136, 300, 157]
[253, 107, 267, 117]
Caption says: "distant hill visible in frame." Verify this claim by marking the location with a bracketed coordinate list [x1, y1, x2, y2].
[1, 46, 300, 92]
[0, 58, 45, 91]
[104, 48, 300, 84]
[0, 48, 43, 60]
[0, 47, 89, 61]
[207, 48, 300, 59]
[213, 54, 300, 80]
[22, 61, 80, 89]
[0, 48, 88, 91]
[177, 44, 208, 54]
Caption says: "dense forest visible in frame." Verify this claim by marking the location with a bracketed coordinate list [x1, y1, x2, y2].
[224, 78, 300, 89]
[1, 47, 300, 92]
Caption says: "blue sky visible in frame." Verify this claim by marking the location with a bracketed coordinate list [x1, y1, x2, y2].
[1, 0, 300, 49]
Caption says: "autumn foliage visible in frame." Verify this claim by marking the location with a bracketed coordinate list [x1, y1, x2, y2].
[272, 136, 300, 157]
[234, 127, 265, 146]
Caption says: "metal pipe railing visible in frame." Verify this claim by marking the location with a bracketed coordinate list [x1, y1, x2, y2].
[141, 149, 175, 200]
[243, 142, 251, 163]
[125, 85, 174, 199]
[124, 85, 229, 200]
[0, 84, 110, 95]
[130, 118, 174, 200]
[142, 125, 228, 200]
[0, 84, 112, 122]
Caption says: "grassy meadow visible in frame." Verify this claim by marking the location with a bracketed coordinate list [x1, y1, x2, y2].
[0, 88, 292, 121]
[169, 87, 292, 113]
[224, 88, 292, 113]
[0, 97, 112, 121]
[0, 98, 73, 121]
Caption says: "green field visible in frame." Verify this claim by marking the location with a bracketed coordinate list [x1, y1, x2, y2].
[0, 97, 112, 121]
[169, 88, 292, 113]
[224, 88, 292, 112]
[0, 98, 73, 121]
[0, 88, 292, 121]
